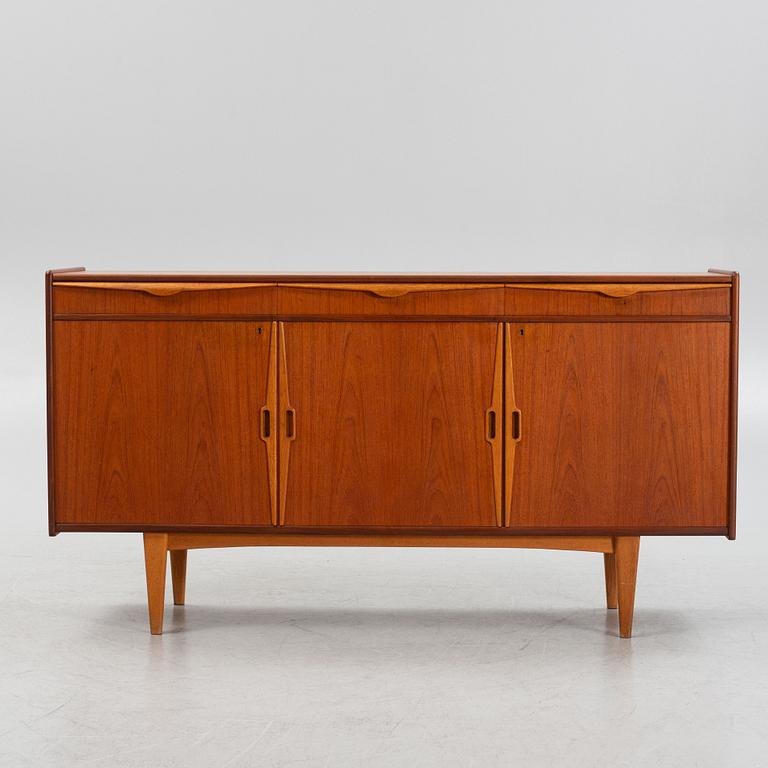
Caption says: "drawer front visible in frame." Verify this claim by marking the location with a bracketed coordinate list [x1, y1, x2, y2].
[278, 283, 505, 317]
[52, 282, 277, 316]
[504, 283, 730, 317]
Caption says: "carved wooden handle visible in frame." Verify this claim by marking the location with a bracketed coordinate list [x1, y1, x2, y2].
[506, 283, 725, 298]
[278, 322, 294, 526]
[283, 283, 503, 298]
[504, 325, 521, 527]
[262, 322, 278, 526]
[487, 324, 504, 527]
[53, 281, 275, 297]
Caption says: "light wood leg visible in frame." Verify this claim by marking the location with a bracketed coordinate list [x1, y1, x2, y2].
[614, 536, 640, 638]
[143, 533, 168, 635]
[170, 550, 187, 606]
[604, 552, 618, 609]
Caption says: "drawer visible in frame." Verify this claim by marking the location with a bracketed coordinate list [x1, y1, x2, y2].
[52, 281, 277, 316]
[277, 282, 505, 317]
[504, 283, 730, 317]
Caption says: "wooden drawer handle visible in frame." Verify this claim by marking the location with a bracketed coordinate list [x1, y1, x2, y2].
[505, 283, 726, 299]
[282, 283, 503, 298]
[53, 282, 275, 297]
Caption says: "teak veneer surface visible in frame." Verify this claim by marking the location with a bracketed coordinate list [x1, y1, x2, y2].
[52, 273, 730, 319]
[280, 321, 500, 527]
[507, 322, 730, 529]
[53, 321, 275, 526]
[53, 283, 277, 316]
[503, 284, 729, 316]
[47, 269, 737, 537]
[276, 284, 505, 317]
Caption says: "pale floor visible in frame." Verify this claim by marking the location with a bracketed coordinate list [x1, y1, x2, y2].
[1, 530, 767, 768]
[1, 402, 766, 768]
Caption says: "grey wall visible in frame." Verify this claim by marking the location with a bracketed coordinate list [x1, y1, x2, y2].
[1, 1, 766, 532]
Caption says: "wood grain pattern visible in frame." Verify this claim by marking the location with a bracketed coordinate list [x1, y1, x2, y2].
[280, 322, 499, 527]
[507, 323, 730, 529]
[283, 282, 503, 297]
[54, 281, 275, 296]
[53, 321, 274, 527]
[53, 284, 277, 316]
[614, 536, 640, 637]
[277, 285, 505, 317]
[505, 282, 726, 298]
[504, 286, 729, 317]
[165, 532, 614, 552]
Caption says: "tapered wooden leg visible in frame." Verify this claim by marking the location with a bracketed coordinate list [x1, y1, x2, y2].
[143, 533, 168, 635]
[170, 550, 187, 606]
[603, 552, 618, 609]
[614, 536, 640, 638]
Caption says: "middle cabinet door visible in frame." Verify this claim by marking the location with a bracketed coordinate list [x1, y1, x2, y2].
[279, 322, 503, 528]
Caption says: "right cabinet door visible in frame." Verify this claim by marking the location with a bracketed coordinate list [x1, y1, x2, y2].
[507, 322, 730, 531]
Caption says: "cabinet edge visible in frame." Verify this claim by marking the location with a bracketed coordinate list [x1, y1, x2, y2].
[54, 523, 730, 537]
[727, 272, 739, 539]
[45, 271, 56, 536]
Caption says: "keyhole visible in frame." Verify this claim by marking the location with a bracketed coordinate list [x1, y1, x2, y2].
[519, 328, 525, 336]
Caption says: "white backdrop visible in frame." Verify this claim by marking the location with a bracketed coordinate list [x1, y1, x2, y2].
[1, 1, 767, 531]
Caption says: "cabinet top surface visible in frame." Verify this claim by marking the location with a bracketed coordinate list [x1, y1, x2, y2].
[49, 269, 734, 284]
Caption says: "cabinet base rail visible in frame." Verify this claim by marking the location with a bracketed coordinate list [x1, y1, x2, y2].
[143, 533, 641, 638]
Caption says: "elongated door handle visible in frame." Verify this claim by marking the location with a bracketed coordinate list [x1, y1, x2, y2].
[487, 324, 504, 527]
[504, 326, 522, 527]
[261, 322, 278, 526]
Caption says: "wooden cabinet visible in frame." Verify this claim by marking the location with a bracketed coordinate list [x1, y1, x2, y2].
[46, 269, 739, 637]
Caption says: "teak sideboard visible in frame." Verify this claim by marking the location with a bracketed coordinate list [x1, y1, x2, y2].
[45, 268, 739, 637]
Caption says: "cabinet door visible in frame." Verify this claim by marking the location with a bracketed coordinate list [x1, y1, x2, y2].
[279, 322, 502, 527]
[53, 321, 277, 528]
[506, 322, 730, 530]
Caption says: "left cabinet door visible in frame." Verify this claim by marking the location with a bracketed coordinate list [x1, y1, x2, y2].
[52, 321, 277, 529]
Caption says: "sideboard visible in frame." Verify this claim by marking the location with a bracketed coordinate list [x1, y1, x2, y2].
[45, 268, 739, 637]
